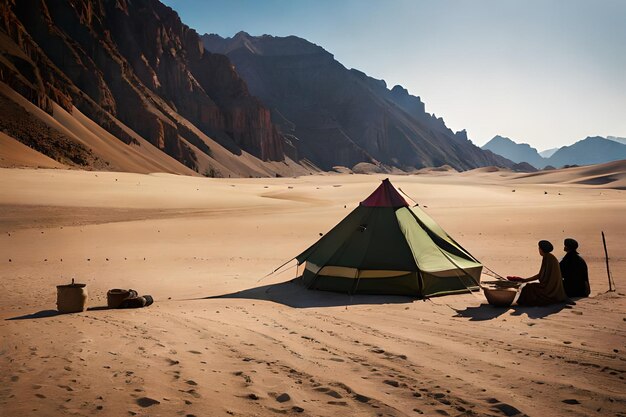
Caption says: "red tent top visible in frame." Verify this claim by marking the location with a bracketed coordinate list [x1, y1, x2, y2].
[360, 179, 410, 208]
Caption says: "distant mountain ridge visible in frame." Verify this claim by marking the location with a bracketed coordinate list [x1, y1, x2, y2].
[481, 136, 545, 168]
[202, 31, 512, 171]
[548, 136, 626, 167]
[482, 135, 626, 169]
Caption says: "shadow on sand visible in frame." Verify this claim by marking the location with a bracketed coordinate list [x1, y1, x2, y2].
[5, 309, 62, 320]
[6, 306, 111, 321]
[454, 302, 573, 321]
[198, 279, 415, 308]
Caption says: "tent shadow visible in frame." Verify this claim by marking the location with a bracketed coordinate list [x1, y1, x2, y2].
[454, 301, 573, 321]
[199, 279, 415, 308]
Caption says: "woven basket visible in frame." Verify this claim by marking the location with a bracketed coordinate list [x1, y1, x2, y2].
[57, 279, 88, 313]
[107, 289, 134, 308]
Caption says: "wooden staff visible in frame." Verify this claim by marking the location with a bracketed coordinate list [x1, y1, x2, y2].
[601, 231, 613, 292]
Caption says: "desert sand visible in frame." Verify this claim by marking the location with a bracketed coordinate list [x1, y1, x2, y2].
[0, 166, 625, 417]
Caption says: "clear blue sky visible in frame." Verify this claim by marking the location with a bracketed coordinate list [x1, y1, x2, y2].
[161, 0, 626, 150]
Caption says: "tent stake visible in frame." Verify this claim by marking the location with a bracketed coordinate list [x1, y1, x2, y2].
[601, 231, 614, 292]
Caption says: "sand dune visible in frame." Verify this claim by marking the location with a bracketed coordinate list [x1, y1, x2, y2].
[0, 168, 624, 417]
[0, 83, 192, 175]
[0, 132, 65, 169]
[511, 160, 626, 190]
[462, 166, 512, 174]
[0, 82, 314, 179]
[413, 165, 459, 175]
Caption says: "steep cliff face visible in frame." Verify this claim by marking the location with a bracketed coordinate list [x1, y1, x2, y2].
[0, 0, 285, 173]
[203, 32, 512, 171]
[0, 0, 512, 174]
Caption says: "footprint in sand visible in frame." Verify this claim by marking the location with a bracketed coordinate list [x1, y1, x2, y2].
[136, 397, 160, 407]
[354, 394, 370, 403]
[314, 387, 343, 399]
[326, 390, 343, 399]
[181, 389, 200, 398]
[233, 371, 252, 384]
[562, 399, 581, 405]
[491, 402, 523, 416]
[275, 393, 291, 403]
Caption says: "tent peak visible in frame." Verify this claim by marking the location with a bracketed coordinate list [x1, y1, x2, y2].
[360, 179, 410, 208]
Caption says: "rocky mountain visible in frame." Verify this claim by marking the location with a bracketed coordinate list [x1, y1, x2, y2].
[481, 136, 546, 168]
[0, 1, 514, 176]
[0, 0, 300, 177]
[483, 135, 626, 169]
[511, 162, 538, 173]
[547, 136, 626, 167]
[202, 32, 512, 171]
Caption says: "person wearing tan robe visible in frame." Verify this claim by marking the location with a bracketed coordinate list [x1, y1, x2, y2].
[515, 240, 568, 306]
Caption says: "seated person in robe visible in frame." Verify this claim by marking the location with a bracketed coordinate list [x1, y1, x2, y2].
[560, 238, 590, 298]
[510, 240, 568, 306]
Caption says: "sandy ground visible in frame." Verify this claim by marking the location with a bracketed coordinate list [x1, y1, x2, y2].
[0, 167, 625, 417]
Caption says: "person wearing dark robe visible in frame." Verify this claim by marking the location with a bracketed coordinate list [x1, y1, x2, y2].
[514, 240, 568, 306]
[560, 238, 590, 297]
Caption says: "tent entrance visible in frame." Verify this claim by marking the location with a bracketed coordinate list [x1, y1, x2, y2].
[310, 264, 413, 279]
[301, 262, 422, 295]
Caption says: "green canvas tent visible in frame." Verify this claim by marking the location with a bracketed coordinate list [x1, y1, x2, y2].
[296, 179, 482, 297]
